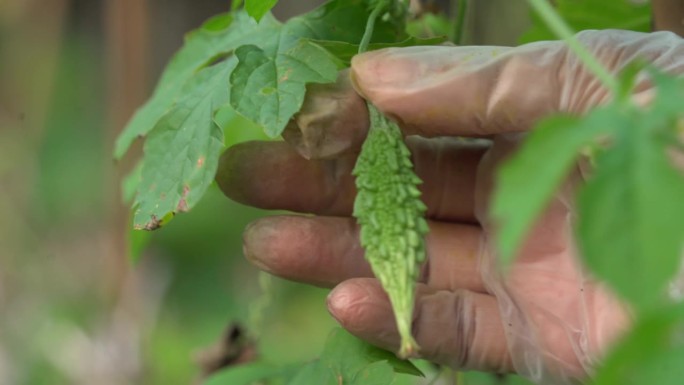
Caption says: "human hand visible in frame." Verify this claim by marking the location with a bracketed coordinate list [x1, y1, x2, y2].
[216, 30, 684, 384]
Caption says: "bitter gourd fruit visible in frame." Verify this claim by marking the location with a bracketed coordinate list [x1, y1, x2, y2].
[353, 102, 428, 358]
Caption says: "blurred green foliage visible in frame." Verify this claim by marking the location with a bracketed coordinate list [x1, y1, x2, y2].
[0, 2, 338, 384]
[4, 1, 682, 385]
[520, 0, 650, 43]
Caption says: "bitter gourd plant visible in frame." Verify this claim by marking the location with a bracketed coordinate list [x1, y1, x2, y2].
[117, 0, 684, 383]
[117, 0, 433, 359]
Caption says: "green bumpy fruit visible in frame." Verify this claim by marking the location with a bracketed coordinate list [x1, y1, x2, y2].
[352, 103, 428, 358]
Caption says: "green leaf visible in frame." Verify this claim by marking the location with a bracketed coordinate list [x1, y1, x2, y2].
[406, 12, 453, 40]
[577, 113, 684, 309]
[230, 0, 407, 138]
[520, 0, 650, 43]
[114, 11, 279, 159]
[133, 60, 234, 230]
[287, 328, 423, 385]
[245, 0, 279, 22]
[321, 328, 422, 377]
[647, 70, 684, 118]
[460, 371, 535, 385]
[492, 111, 618, 267]
[203, 362, 299, 385]
[120, 0, 411, 230]
[590, 304, 684, 385]
[350, 361, 396, 385]
[311, 35, 447, 66]
[230, 41, 340, 137]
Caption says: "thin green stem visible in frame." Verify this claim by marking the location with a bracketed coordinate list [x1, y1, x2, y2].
[452, 0, 468, 45]
[527, 0, 618, 94]
[247, 272, 272, 339]
[359, 0, 389, 54]
[456, 370, 465, 385]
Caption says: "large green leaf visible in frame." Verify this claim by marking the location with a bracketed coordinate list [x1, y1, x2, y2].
[133, 60, 234, 230]
[230, 41, 340, 137]
[119, 0, 411, 230]
[204, 328, 422, 385]
[520, 0, 650, 43]
[460, 371, 535, 385]
[114, 12, 279, 159]
[203, 362, 298, 385]
[492, 111, 619, 267]
[230, 0, 407, 138]
[577, 112, 684, 309]
[287, 328, 422, 385]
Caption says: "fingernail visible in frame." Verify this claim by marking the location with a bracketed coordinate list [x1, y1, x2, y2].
[327, 285, 351, 323]
[327, 281, 373, 324]
[242, 218, 277, 272]
[216, 143, 251, 204]
[326, 285, 358, 323]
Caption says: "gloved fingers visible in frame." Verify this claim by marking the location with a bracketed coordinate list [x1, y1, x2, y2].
[350, 44, 561, 137]
[327, 278, 513, 373]
[242, 215, 487, 293]
[284, 31, 684, 158]
[217, 138, 488, 222]
[350, 31, 684, 138]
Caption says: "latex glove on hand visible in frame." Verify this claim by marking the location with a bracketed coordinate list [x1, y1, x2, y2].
[216, 30, 684, 384]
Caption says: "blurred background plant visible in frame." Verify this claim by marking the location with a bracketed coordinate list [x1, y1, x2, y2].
[0, 0, 678, 384]
[0, 1, 344, 384]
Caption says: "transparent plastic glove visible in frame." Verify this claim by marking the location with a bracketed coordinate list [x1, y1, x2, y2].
[216, 30, 684, 384]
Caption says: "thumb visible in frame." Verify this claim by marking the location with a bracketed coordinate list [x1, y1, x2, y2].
[350, 44, 563, 137]
[351, 30, 684, 137]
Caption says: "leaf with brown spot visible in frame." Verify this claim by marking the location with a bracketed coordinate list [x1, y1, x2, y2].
[133, 61, 231, 230]
[176, 185, 190, 213]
